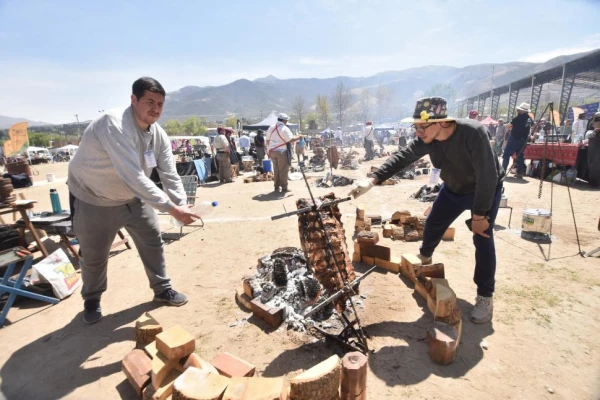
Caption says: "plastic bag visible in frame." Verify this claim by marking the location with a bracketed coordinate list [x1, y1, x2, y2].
[31, 249, 80, 299]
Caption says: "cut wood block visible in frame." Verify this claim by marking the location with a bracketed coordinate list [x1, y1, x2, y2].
[154, 368, 180, 400]
[145, 341, 159, 359]
[243, 279, 254, 298]
[289, 355, 341, 400]
[391, 226, 404, 240]
[404, 216, 419, 225]
[356, 231, 379, 245]
[425, 278, 449, 298]
[364, 217, 371, 231]
[437, 308, 463, 345]
[222, 377, 286, 400]
[352, 252, 361, 263]
[341, 352, 367, 400]
[143, 384, 156, 400]
[375, 257, 401, 273]
[359, 244, 390, 261]
[250, 298, 284, 328]
[404, 227, 419, 242]
[353, 241, 361, 257]
[151, 352, 178, 390]
[382, 224, 393, 238]
[365, 214, 382, 225]
[400, 254, 422, 282]
[427, 321, 459, 366]
[156, 326, 196, 361]
[391, 211, 411, 224]
[211, 352, 256, 378]
[442, 227, 455, 241]
[136, 312, 163, 348]
[354, 218, 366, 228]
[414, 280, 429, 299]
[172, 367, 230, 400]
[361, 255, 375, 265]
[356, 205, 365, 220]
[122, 349, 152, 397]
[433, 285, 456, 318]
[236, 287, 253, 311]
[414, 263, 445, 279]
[176, 353, 219, 375]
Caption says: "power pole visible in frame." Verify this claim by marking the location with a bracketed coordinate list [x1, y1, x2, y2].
[75, 114, 81, 139]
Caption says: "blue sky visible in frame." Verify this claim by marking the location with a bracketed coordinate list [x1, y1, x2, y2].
[1, 0, 599, 124]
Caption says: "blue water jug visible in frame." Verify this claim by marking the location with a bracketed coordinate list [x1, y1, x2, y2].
[50, 189, 62, 213]
[263, 159, 273, 173]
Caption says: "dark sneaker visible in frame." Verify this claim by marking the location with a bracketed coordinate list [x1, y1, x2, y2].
[83, 299, 103, 324]
[273, 186, 280, 192]
[281, 187, 291, 193]
[153, 288, 188, 306]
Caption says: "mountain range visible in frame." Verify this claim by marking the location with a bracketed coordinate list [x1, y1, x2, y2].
[161, 51, 592, 123]
[0, 115, 52, 130]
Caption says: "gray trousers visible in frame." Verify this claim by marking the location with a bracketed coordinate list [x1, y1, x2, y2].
[72, 196, 171, 301]
[216, 152, 232, 182]
[271, 150, 290, 189]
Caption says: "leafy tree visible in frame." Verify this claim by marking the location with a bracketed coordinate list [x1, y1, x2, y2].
[225, 116, 238, 129]
[316, 94, 329, 129]
[306, 113, 319, 130]
[163, 120, 183, 136]
[424, 83, 457, 105]
[331, 81, 351, 129]
[29, 132, 51, 147]
[291, 95, 306, 131]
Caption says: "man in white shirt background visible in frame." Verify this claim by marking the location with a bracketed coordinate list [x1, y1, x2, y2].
[266, 113, 300, 193]
[572, 112, 588, 144]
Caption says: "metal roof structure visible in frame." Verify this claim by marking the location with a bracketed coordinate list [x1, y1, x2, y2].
[455, 49, 600, 124]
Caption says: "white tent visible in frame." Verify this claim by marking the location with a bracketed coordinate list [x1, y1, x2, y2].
[243, 112, 299, 131]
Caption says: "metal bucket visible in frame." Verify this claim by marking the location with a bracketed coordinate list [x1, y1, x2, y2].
[522, 208, 552, 234]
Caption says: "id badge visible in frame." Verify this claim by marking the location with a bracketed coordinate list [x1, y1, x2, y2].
[429, 168, 441, 184]
[144, 150, 157, 168]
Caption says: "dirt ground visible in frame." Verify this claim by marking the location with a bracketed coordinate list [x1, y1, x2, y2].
[0, 148, 598, 400]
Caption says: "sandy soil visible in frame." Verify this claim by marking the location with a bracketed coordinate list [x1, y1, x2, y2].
[0, 150, 598, 400]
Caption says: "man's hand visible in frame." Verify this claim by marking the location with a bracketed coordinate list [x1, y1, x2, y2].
[471, 216, 490, 238]
[169, 204, 201, 225]
[348, 178, 376, 199]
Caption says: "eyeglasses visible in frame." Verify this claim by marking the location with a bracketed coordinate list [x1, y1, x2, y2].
[411, 123, 435, 132]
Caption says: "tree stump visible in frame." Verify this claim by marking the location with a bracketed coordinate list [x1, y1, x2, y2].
[341, 352, 367, 400]
[289, 355, 341, 400]
[427, 321, 459, 365]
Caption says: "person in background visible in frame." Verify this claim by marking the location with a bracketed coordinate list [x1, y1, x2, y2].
[494, 119, 506, 155]
[295, 134, 306, 165]
[349, 96, 504, 324]
[467, 110, 479, 120]
[68, 77, 199, 324]
[225, 128, 240, 170]
[585, 110, 600, 141]
[572, 112, 588, 144]
[266, 113, 300, 193]
[502, 102, 533, 179]
[363, 121, 375, 161]
[213, 126, 232, 183]
[254, 130, 265, 162]
[239, 132, 251, 156]
[562, 120, 573, 142]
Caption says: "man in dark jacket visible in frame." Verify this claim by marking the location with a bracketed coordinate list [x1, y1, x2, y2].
[254, 130, 265, 162]
[502, 103, 533, 178]
[348, 97, 504, 324]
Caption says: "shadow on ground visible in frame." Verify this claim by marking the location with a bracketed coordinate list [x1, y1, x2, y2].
[0, 302, 159, 400]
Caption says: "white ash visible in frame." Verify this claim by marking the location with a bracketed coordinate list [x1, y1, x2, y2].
[248, 247, 349, 331]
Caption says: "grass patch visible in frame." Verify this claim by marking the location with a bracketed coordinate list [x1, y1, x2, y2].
[497, 285, 562, 326]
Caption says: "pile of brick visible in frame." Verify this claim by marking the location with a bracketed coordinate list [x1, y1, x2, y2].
[243, 172, 274, 183]
[123, 312, 370, 399]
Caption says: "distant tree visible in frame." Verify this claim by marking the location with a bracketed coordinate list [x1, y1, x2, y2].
[306, 113, 319, 130]
[28, 132, 51, 147]
[163, 120, 183, 136]
[424, 83, 456, 105]
[291, 95, 306, 131]
[357, 89, 373, 123]
[316, 94, 330, 129]
[182, 116, 208, 136]
[225, 116, 238, 129]
[331, 82, 352, 129]
[375, 85, 395, 122]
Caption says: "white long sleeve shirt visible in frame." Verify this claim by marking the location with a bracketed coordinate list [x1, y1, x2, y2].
[572, 119, 588, 144]
[68, 107, 187, 212]
[266, 122, 294, 152]
[363, 126, 374, 141]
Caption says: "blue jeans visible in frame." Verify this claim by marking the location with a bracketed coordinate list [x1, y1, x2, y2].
[502, 137, 527, 175]
[419, 183, 503, 297]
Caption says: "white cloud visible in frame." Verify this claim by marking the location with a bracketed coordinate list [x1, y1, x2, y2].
[520, 34, 600, 63]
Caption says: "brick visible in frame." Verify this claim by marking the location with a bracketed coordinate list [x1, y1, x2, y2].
[155, 325, 195, 361]
[442, 227, 455, 241]
[352, 252, 361, 263]
[360, 244, 390, 261]
[236, 287, 253, 310]
[176, 353, 219, 375]
[250, 298, 283, 328]
[222, 377, 285, 400]
[353, 241, 361, 257]
[243, 279, 254, 298]
[173, 367, 230, 400]
[122, 349, 152, 397]
[151, 352, 178, 390]
[375, 256, 401, 273]
[211, 352, 256, 378]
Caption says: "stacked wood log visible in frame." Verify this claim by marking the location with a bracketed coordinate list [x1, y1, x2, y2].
[296, 193, 357, 313]
[398, 254, 463, 366]
[243, 172, 274, 183]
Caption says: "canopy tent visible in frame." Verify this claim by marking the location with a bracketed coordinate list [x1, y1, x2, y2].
[243, 112, 299, 131]
[373, 123, 394, 131]
[58, 144, 79, 155]
[481, 116, 498, 125]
